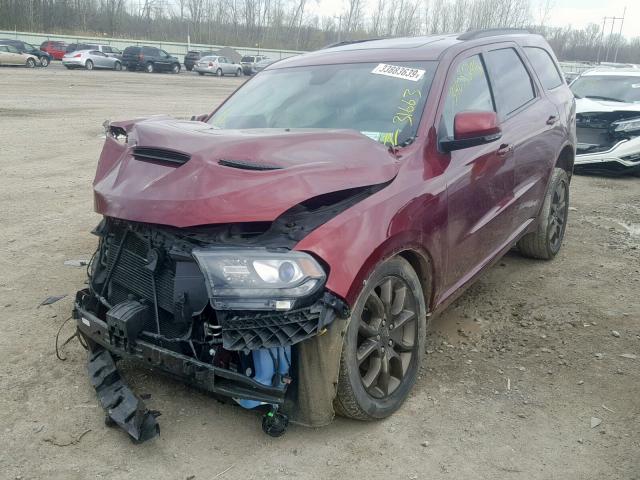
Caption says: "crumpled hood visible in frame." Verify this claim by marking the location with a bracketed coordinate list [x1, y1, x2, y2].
[94, 118, 399, 228]
[576, 97, 640, 114]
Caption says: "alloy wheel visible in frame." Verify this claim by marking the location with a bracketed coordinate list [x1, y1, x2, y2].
[548, 179, 568, 253]
[356, 276, 418, 398]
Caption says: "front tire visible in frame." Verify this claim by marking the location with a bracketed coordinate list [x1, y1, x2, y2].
[40, 56, 50, 67]
[517, 167, 570, 259]
[235, 68, 242, 77]
[334, 256, 426, 420]
[85, 59, 93, 70]
[113, 61, 122, 71]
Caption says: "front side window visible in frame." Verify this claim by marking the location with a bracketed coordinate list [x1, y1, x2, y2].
[208, 61, 437, 147]
[485, 48, 535, 116]
[524, 47, 563, 90]
[441, 55, 494, 138]
[571, 75, 640, 103]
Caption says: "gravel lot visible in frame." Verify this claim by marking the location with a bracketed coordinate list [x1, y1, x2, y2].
[1, 63, 639, 480]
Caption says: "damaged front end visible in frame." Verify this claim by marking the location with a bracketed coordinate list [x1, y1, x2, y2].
[575, 110, 640, 175]
[74, 216, 350, 440]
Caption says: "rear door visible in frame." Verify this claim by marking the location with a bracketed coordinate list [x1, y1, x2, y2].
[0, 46, 8, 65]
[520, 46, 572, 217]
[221, 57, 233, 74]
[158, 49, 171, 70]
[483, 45, 560, 230]
[90, 50, 109, 68]
[438, 50, 516, 293]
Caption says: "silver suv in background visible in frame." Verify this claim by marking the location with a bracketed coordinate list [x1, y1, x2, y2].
[241, 55, 268, 75]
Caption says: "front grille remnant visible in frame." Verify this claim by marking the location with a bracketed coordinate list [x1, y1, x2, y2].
[132, 146, 191, 166]
[217, 308, 323, 350]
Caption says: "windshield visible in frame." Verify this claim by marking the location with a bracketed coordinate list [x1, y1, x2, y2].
[571, 75, 640, 103]
[208, 61, 436, 146]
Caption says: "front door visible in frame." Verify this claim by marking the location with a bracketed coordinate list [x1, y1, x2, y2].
[438, 51, 517, 295]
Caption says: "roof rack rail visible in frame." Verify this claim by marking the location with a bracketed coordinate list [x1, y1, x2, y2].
[322, 38, 383, 49]
[457, 28, 530, 41]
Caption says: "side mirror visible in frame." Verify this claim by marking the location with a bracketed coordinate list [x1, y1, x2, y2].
[441, 111, 502, 152]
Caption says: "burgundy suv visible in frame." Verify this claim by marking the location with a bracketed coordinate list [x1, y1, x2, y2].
[74, 30, 575, 440]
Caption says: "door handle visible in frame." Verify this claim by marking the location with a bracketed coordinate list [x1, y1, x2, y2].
[497, 143, 514, 157]
[546, 115, 558, 125]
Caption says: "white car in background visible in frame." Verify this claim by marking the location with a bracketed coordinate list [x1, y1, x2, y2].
[62, 49, 123, 71]
[194, 55, 242, 76]
[0, 44, 38, 67]
[571, 67, 640, 175]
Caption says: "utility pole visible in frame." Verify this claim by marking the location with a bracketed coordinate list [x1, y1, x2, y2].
[596, 8, 626, 64]
[613, 7, 626, 63]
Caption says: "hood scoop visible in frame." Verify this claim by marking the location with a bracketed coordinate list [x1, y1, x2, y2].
[218, 158, 283, 171]
[133, 146, 191, 166]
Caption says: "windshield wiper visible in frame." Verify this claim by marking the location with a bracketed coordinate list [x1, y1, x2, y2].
[585, 95, 626, 103]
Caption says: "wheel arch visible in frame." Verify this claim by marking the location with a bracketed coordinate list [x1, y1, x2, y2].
[555, 144, 575, 179]
[341, 236, 437, 315]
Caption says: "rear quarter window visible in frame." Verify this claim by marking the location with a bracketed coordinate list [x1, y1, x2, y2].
[524, 47, 564, 90]
[484, 48, 536, 117]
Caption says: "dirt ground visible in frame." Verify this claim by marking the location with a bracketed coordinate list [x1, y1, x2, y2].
[0, 63, 639, 480]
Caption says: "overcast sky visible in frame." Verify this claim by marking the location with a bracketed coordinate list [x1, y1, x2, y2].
[546, 0, 634, 36]
[305, 0, 636, 37]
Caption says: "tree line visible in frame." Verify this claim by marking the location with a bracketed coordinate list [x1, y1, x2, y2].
[0, 0, 638, 62]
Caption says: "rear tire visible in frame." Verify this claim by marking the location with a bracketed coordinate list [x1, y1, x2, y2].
[334, 256, 427, 420]
[171, 63, 180, 74]
[517, 168, 570, 260]
[113, 61, 122, 71]
[26, 58, 36, 68]
[216, 68, 223, 77]
[145, 62, 154, 73]
[198, 72, 205, 76]
[85, 59, 93, 71]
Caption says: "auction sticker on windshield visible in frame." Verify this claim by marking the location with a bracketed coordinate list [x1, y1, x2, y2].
[371, 63, 426, 82]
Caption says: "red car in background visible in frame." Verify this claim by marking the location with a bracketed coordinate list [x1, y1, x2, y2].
[40, 40, 67, 60]
[73, 29, 576, 441]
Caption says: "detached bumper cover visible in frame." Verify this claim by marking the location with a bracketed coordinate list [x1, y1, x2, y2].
[88, 348, 160, 442]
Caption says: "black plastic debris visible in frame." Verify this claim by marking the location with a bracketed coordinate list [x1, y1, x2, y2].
[87, 348, 159, 443]
[39, 294, 67, 307]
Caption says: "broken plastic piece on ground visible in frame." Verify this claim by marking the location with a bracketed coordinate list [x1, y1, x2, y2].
[39, 294, 67, 306]
[87, 347, 159, 443]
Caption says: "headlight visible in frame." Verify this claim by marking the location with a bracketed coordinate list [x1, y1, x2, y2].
[612, 117, 640, 133]
[192, 248, 326, 310]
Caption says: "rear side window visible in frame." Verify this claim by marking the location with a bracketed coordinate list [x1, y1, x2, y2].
[441, 54, 495, 137]
[524, 47, 563, 90]
[484, 48, 535, 116]
[142, 47, 157, 56]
